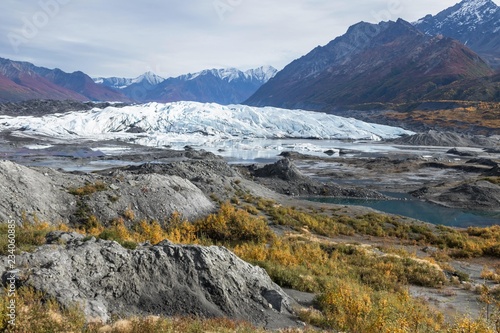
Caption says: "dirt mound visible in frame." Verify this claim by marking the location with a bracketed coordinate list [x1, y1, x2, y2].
[436, 182, 500, 211]
[0, 160, 214, 224]
[114, 159, 242, 203]
[413, 180, 500, 212]
[1, 232, 298, 328]
[0, 160, 74, 223]
[251, 158, 306, 181]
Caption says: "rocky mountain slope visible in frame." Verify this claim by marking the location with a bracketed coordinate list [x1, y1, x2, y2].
[245, 19, 493, 110]
[414, 0, 500, 69]
[0, 58, 131, 103]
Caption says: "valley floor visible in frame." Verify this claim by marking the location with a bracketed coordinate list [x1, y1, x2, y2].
[1, 131, 500, 332]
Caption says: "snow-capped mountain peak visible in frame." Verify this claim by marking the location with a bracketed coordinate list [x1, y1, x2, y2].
[414, 0, 499, 31]
[244, 66, 278, 82]
[93, 72, 164, 89]
[131, 71, 165, 86]
[447, 0, 498, 24]
[179, 66, 277, 83]
[92, 76, 133, 89]
[413, 0, 499, 68]
[93, 66, 277, 104]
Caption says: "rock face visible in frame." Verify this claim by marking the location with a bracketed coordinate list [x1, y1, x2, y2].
[0, 160, 214, 224]
[0, 233, 297, 328]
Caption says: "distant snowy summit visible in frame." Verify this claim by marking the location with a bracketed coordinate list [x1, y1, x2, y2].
[94, 71, 165, 90]
[413, 0, 500, 68]
[0, 101, 413, 148]
[178, 66, 277, 83]
[93, 66, 278, 104]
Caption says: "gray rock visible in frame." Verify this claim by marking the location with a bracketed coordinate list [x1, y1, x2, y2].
[252, 158, 306, 181]
[0, 160, 214, 224]
[0, 237, 298, 328]
[391, 130, 500, 148]
[422, 246, 439, 254]
[45, 231, 84, 244]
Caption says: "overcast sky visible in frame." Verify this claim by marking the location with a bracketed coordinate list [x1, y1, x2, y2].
[0, 0, 484, 78]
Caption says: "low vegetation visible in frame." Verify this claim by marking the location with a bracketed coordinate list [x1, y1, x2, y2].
[383, 101, 500, 135]
[1, 288, 310, 333]
[2, 197, 500, 332]
[483, 177, 500, 185]
[68, 180, 107, 196]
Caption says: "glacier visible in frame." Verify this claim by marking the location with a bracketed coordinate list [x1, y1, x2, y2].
[0, 101, 414, 149]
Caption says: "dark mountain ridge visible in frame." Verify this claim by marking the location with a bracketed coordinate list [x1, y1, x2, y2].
[0, 58, 131, 102]
[246, 19, 493, 110]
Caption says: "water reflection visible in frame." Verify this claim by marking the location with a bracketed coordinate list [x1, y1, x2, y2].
[306, 194, 500, 228]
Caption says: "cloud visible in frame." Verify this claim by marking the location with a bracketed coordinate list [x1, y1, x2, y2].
[0, 0, 477, 78]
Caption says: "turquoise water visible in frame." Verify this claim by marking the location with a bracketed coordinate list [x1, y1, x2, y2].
[306, 194, 500, 228]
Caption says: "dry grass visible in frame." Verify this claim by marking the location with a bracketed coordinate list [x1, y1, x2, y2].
[69, 180, 108, 196]
[3, 199, 500, 332]
[384, 101, 500, 134]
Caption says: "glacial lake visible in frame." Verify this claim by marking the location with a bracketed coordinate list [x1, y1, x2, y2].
[306, 193, 500, 228]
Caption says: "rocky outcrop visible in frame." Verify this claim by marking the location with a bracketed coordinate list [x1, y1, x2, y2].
[243, 158, 386, 198]
[0, 232, 298, 328]
[252, 158, 307, 182]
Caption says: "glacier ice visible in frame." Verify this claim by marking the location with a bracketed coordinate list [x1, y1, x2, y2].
[0, 101, 414, 148]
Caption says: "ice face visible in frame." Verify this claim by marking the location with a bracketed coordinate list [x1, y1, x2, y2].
[0, 101, 414, 147]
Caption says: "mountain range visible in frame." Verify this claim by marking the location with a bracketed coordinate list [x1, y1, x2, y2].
[0, 0, 498, 111]
[94, 66, 277, 104]
[246, 18, 494, 109]
[0, 58, 276, 104]
[0, 58, 132, 103]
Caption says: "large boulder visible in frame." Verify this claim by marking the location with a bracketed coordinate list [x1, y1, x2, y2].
[0, 234, 298, 328]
